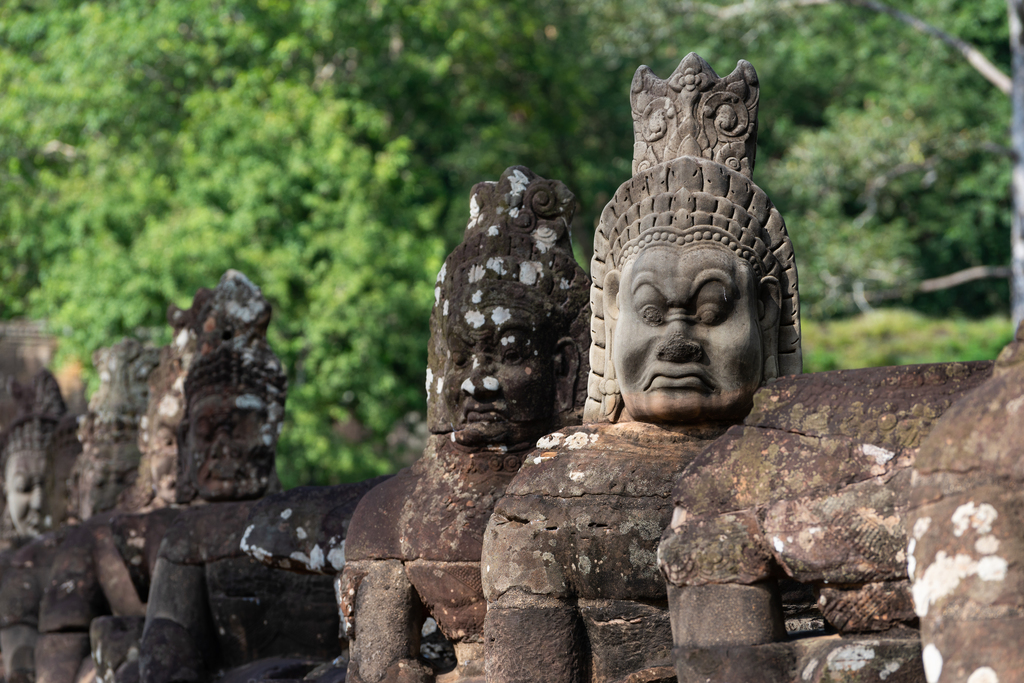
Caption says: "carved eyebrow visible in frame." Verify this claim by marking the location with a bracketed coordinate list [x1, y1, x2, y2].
[631, 268, 738, 303]
[689, 268, 739, 302]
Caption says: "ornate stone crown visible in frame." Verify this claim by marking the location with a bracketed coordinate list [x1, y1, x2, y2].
[631, 53, 759, 177]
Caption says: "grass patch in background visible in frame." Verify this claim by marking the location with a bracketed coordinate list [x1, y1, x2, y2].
[801, 309, 1016, 373]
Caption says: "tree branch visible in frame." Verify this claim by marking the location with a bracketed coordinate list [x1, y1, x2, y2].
[868, 265, 1012, 301]
[679, 0, 1011, 95]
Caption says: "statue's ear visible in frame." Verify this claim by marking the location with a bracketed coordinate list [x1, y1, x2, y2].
[603, 270, 621, 322]
[553, 337, 580, 414]
[758, 276, 781, 332]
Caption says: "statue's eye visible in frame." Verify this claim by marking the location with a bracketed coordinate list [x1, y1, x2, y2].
[502, 349, 523, 364]
[696, 303, 725, 325]
[452, 352, 468, 367]
[640, 305, 664, 326]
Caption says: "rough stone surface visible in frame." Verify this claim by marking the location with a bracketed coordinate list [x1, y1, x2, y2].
[243, 477, 391, 574]
[657, 360, 992, 683]
[342, 166, 591, 683]
[90, 615, 144, 683]
[71, 339, 160, 522]
[907, 324, 1024, 682]
[482, 422, 725, 682]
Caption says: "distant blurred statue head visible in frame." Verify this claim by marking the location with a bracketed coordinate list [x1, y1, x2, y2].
[3, 370, 66, 537]
[176, 271, 286, 503]
[586, 54, 801, 425]
[71, 338, 159, 520]
[425, 166, 591, 451]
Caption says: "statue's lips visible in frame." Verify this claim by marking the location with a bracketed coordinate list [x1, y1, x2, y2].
[642, 365, 714, 393]
[463, 403, 508, 423]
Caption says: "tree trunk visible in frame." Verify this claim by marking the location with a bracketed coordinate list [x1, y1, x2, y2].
[1009, 0, 1024, 326]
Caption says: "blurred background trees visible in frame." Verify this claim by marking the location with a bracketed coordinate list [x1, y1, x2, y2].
[0, 0, 1016, 485]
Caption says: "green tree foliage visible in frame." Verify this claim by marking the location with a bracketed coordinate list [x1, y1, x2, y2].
[0, 0, 1014, 484]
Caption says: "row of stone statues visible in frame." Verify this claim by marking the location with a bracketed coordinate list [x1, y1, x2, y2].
[0, 52, 1019, 683]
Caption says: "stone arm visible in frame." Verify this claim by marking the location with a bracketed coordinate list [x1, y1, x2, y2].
[138, 557, 212, 683]
[241, 478, 389, 575]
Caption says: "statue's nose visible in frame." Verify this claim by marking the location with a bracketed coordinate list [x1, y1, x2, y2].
[656, 333, 703, 363]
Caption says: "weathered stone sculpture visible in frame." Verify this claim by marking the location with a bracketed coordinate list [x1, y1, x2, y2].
[0, 370, 73, 683]
[907, 323, 1024, 683]
[138, 270, 339, 683]
[70, 339, 160, 522]
[334, 166, 591, 683]
[2, 370, 68, 538]
[479, 54, 799, 683]
[659, 360, 991, 683]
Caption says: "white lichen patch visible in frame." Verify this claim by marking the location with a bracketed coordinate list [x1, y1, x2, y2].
[436, 376, 444, 395]
[488, 225, 500, 236]
[952, 501, 997, 537]
[468, 194, 482, 229]
[309, 545, 325, 571]
[483, 377, 499, 392]
[487, 257, 507, 275]
[236, 394, 265, 410]
[967, 667, 999, 683]
[434, 286, 441, 306]
[509, 169, 530, 196]
[826, 643, 875, 672]
[913, 516, 932, 540]
[443, 300, 449, 315]
[976, 534, 1001, 555]
[328, 541, 346, 571]
[560, 278, 571, 290]
[533, 226, 557, 253]
[773, 537, 785, 553]
[537, 433, 564, 449]
[296, 527, 307, 540]
[465, 309, 485, 328]
[879, 661, 902, 680]
[564, 432, 599, 450]
[519, 261, 542, 286]
[436, 262, 447, 284]
[461, 378, 476, 396]
[578, 555, 591, 574]
[862, 443, 895, 465]
[425, 369, 433, 394]
[472, 290, 483, 304]
[281, 508, 293, 520]
[568, 470, 585, 482]
[175, 328, 191, 349]
[468, 264, 486, 283]
[491, 307, 511, 325]
[501, 335, 516, 347]
[913, 550, 1009, 617]
[240, 525, 272, 563]
[922, 644, 943, 683]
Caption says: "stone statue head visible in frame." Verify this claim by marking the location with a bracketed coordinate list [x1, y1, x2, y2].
[2, 370, 66, 537]
[585, 55, 801, 425]
[175, 271, 286, 503]
[124, 308, 197, 510]
[426, 166, 591, 451]
[72, 338, 160, 520]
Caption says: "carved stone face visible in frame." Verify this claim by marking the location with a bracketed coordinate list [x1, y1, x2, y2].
[439, 301, 577, 450]
[5, 447, 45, 537]
[183, 393, 274, 501]
[606, 244, 778, 423]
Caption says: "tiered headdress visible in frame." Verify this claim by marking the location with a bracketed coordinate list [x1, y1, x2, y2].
[585, 54, 801, 423]
[426, 166, 591, 433]
[175, 271, 286, 503]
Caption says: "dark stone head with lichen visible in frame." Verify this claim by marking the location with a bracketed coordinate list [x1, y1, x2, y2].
[426, 166, 591, 451]
[175, 271, 286, 503]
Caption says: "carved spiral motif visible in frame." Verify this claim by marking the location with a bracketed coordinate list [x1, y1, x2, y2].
[701, 92, 748, 140]
[527, 183, 560, 218]
[640, 98, 676, 143]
